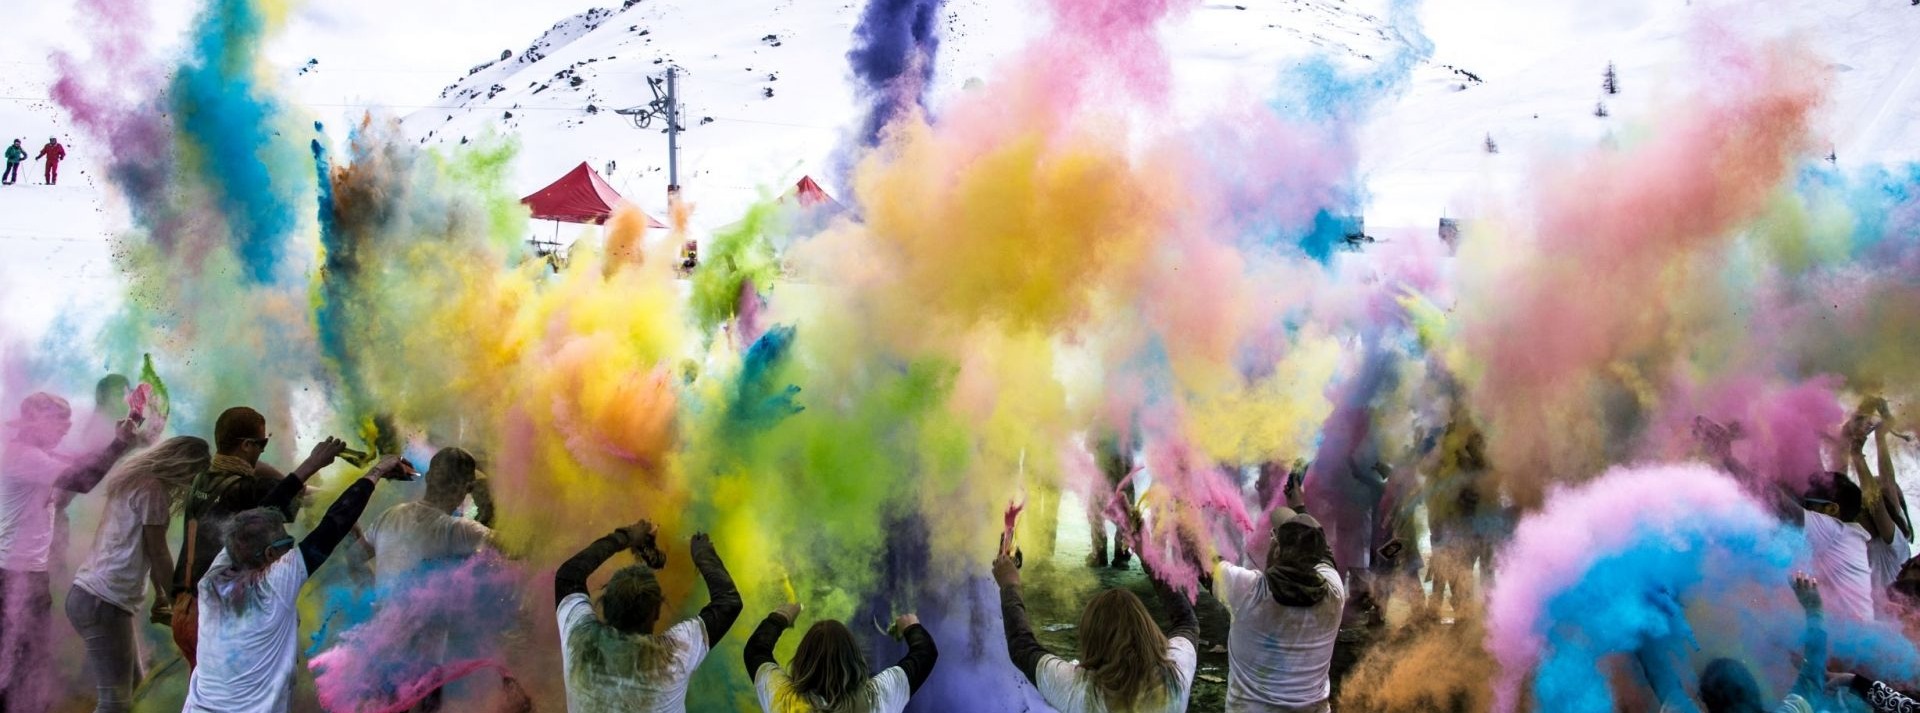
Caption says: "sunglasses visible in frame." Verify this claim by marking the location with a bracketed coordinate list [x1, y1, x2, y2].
[244, 434, 273, 448]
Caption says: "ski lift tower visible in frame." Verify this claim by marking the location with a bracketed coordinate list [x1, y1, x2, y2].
[614, 66, 684, 200]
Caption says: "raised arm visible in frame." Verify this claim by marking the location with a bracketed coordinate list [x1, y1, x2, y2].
[744, 605, 798, 680]
[889, 614, 939, 694]
[1847, 414, 1898, 544]
[993, 555, 1055, 684]
[51, 419, 137, 493]
[297, 467, 391, 575]
[1144, 561, 1199, 646]
[1871, 403, 1912, 541]
[555, 527, 637, 605]
[471, 475, 497, 529]
[690, 533, 743, 645]
[1791, 574, 1828, 703]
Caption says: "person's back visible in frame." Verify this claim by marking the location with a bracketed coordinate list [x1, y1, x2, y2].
[185, 546, 307, 712]
[560, 606, 711, 712]
[745, 613, 934, 713]
[1214, 560, 1346, 711]
[365, 501, 488, 585]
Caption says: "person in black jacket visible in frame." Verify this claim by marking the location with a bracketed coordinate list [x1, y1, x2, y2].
[182, 454, 414, 711]
[995, 553, 1199, 713]
[743, 601, 937, 712]
[553, 520, 741, 712]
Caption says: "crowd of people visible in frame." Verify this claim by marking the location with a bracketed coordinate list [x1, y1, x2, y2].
[1, 138, 65, 186]
[2, 373, 1920, 713]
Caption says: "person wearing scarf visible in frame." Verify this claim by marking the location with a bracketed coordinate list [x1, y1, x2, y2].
[167, 406, 346, 667]
[1208, 507, 1347, 713]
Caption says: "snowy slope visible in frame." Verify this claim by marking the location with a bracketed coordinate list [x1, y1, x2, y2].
[6, 0, 1920, 341]
[400, 0, 1445, 235]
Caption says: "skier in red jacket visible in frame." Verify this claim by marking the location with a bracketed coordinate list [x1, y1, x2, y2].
[35, 138, 66, 185]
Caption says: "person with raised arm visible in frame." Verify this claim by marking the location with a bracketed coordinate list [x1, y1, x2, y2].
[742, 600, 936, 713]
[183, 455, 415, 712]
[169, 407, 347, 666]
[554, 519, 741, 712]
[0, 392, 138, 713]
[995, 552, 1197, 712]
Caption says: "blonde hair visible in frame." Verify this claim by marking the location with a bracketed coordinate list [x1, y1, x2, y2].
[104, 436, 210, 513]
[1078, 589, 1178, 712]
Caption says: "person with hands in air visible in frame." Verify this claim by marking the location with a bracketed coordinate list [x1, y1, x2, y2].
[170, 408, 350, 666]
[183, 454, 415, 712]
[0, 393, 140, 713]
[743, 599, 937, 713]
[995, 552, 1199, 713]
[1656, 574, 1830, 713]
[1207, 506, 1346, 713]
[1843, 397, 1914, 620]
[554, 519, 741, 713]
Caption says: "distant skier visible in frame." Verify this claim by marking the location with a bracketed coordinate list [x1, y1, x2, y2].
[36, 138, 65, 185]
[2, 139, 24, 185]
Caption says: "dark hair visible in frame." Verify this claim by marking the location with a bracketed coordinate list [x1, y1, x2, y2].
[94, 374, 130, 409]
[1078, 588, 1178, 711]
[1807, 471, 1864, 522]
[425, 447, 479, 503]
[1266, 520, 1335, 606]
[1698, 658, 1766, 713]
[214, 406, 266, 453]
[600, 565, 663, 635]
[784, 620, 876, 711]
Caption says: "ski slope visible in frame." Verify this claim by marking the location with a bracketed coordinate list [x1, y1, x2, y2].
[3, 0, 1919, 342]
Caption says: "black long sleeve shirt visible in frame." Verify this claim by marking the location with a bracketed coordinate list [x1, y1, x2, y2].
[743, 613, 939, 693]
[554, 531, 744, 645]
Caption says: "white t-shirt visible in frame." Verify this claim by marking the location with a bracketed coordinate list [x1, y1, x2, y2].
[72, 482, 170, 613]
[557, 592, 710, 713]
[1213, 560, 1346, 712]
[185, 548, 309, 713]
[752, 662, 911, 713]
[0, 444, 76, 572]
[1033, 637, 1198, 713]
[365, 502, 490, 585]
[1805, 512, 1875, 623]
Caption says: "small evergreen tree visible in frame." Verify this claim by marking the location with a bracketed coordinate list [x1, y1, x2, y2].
[1604, 63, 1619, 95]
[1594, 102, 1609, 118]
[1484, 134, 1499, 154]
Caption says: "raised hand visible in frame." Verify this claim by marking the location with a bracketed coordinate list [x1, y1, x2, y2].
[617, 520, 665, 568]
[301, 437, 350, 474]
[1791, 572, 1822, 613]
[992, 554, 1021, 588]
[893, 613, 920, 632]
[365, 454, 416, 481]
[773, 601, 803, 625]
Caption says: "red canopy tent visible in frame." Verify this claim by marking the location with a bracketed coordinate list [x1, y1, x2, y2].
[521, 161, 668, 228]
[785, 175, 841, 210]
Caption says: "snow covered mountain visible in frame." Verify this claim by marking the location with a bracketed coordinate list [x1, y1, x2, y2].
[398, 0, 1920, 239]
[398, 0, 1464, 235]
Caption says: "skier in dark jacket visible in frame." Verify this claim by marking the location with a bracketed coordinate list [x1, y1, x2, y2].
[2, 140, 25, 185]
[35, 138, 65, 185]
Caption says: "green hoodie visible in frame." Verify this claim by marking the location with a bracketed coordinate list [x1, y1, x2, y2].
[4, 144, 24, 163]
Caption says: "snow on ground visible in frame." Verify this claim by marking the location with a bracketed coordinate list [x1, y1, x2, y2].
[3, 0, 1919, 340]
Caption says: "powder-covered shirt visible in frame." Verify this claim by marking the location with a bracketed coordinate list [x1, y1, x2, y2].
[557, 592, 710, 713]
[365, 501, 490, 585]
[0, 445, 73, 572]
[1032, 637, 1198, 713]
[184, 548, 309, 713]
[1805, 512, 1875, 622]
[72, 481, 170, 613]
[1869, 533, 1911, 619]
[752, 662, 912, 713]
[1213, 560, 1347, 712]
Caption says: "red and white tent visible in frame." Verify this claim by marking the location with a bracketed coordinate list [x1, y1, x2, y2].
[521, 161, 668, 228]
[785, 175, 841, 211]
